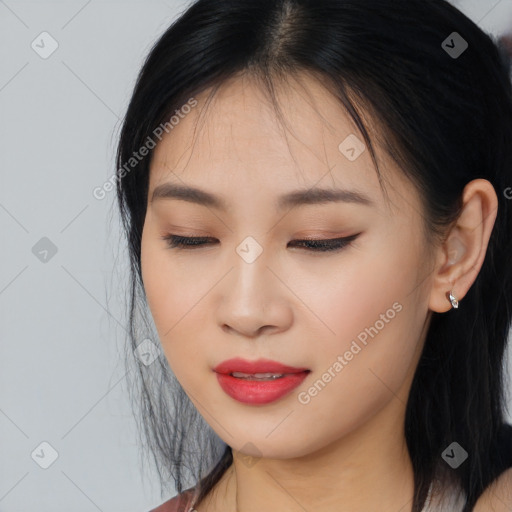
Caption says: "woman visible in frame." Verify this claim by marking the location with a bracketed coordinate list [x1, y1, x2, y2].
[115, 0, 512, 510]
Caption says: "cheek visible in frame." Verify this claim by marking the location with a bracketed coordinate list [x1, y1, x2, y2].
[303, 235, 426, 390]
[140, 227, 214, 374]
[302, 241, 416, 334]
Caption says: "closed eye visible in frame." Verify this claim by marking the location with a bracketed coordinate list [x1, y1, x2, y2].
[160, 234, 360, 252]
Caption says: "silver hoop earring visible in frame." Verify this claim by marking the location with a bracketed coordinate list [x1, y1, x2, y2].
[448, 290, 459, 309]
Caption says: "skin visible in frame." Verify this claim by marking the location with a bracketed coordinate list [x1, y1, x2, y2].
[140, 71, 504, 511]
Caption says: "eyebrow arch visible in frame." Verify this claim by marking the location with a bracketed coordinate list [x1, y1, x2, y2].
[150, 182, 374, 210]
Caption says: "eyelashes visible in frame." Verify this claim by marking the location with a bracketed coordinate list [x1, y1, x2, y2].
[160, 233, 360, 253]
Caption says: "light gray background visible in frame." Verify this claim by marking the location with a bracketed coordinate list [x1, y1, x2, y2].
[1, 1, 512, 511]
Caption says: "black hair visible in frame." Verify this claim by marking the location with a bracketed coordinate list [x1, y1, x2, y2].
[115, 1, 512, 510]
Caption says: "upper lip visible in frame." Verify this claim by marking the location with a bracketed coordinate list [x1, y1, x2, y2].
[213, 357, 310, 375]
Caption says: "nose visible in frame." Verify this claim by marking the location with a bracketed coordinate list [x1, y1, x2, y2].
[215, 248, 293, 339]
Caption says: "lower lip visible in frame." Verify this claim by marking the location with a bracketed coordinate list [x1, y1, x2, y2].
[215, 371, 309, 404]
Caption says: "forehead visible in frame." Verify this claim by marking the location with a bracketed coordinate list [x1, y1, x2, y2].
[148, 72, 412, 215]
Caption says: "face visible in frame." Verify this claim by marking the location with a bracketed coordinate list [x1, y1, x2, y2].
[140, 72, 435, 459]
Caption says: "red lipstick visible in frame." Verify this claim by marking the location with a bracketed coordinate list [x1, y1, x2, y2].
[213, 358, 310, 405]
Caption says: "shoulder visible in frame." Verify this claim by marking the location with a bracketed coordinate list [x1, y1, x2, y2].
[473, 467, 512, 512]
[148, 489, 196, 512]
[474, 423, 512, 512]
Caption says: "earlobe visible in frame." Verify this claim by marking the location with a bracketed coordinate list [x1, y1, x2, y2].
[428, 179, 498, 314]
[428, 232, 466, 313]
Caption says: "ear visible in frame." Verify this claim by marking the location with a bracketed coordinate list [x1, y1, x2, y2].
[429, 179, 498, 313]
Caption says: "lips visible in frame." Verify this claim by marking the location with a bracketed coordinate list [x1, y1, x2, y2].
[213, 358, 311, 405]
[213, 357, 309, 375]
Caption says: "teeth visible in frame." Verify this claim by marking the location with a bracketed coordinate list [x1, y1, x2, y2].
[231, 372, 285, 380]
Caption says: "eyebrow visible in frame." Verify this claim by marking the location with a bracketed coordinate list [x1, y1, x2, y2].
[150, 182, 374, 210]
